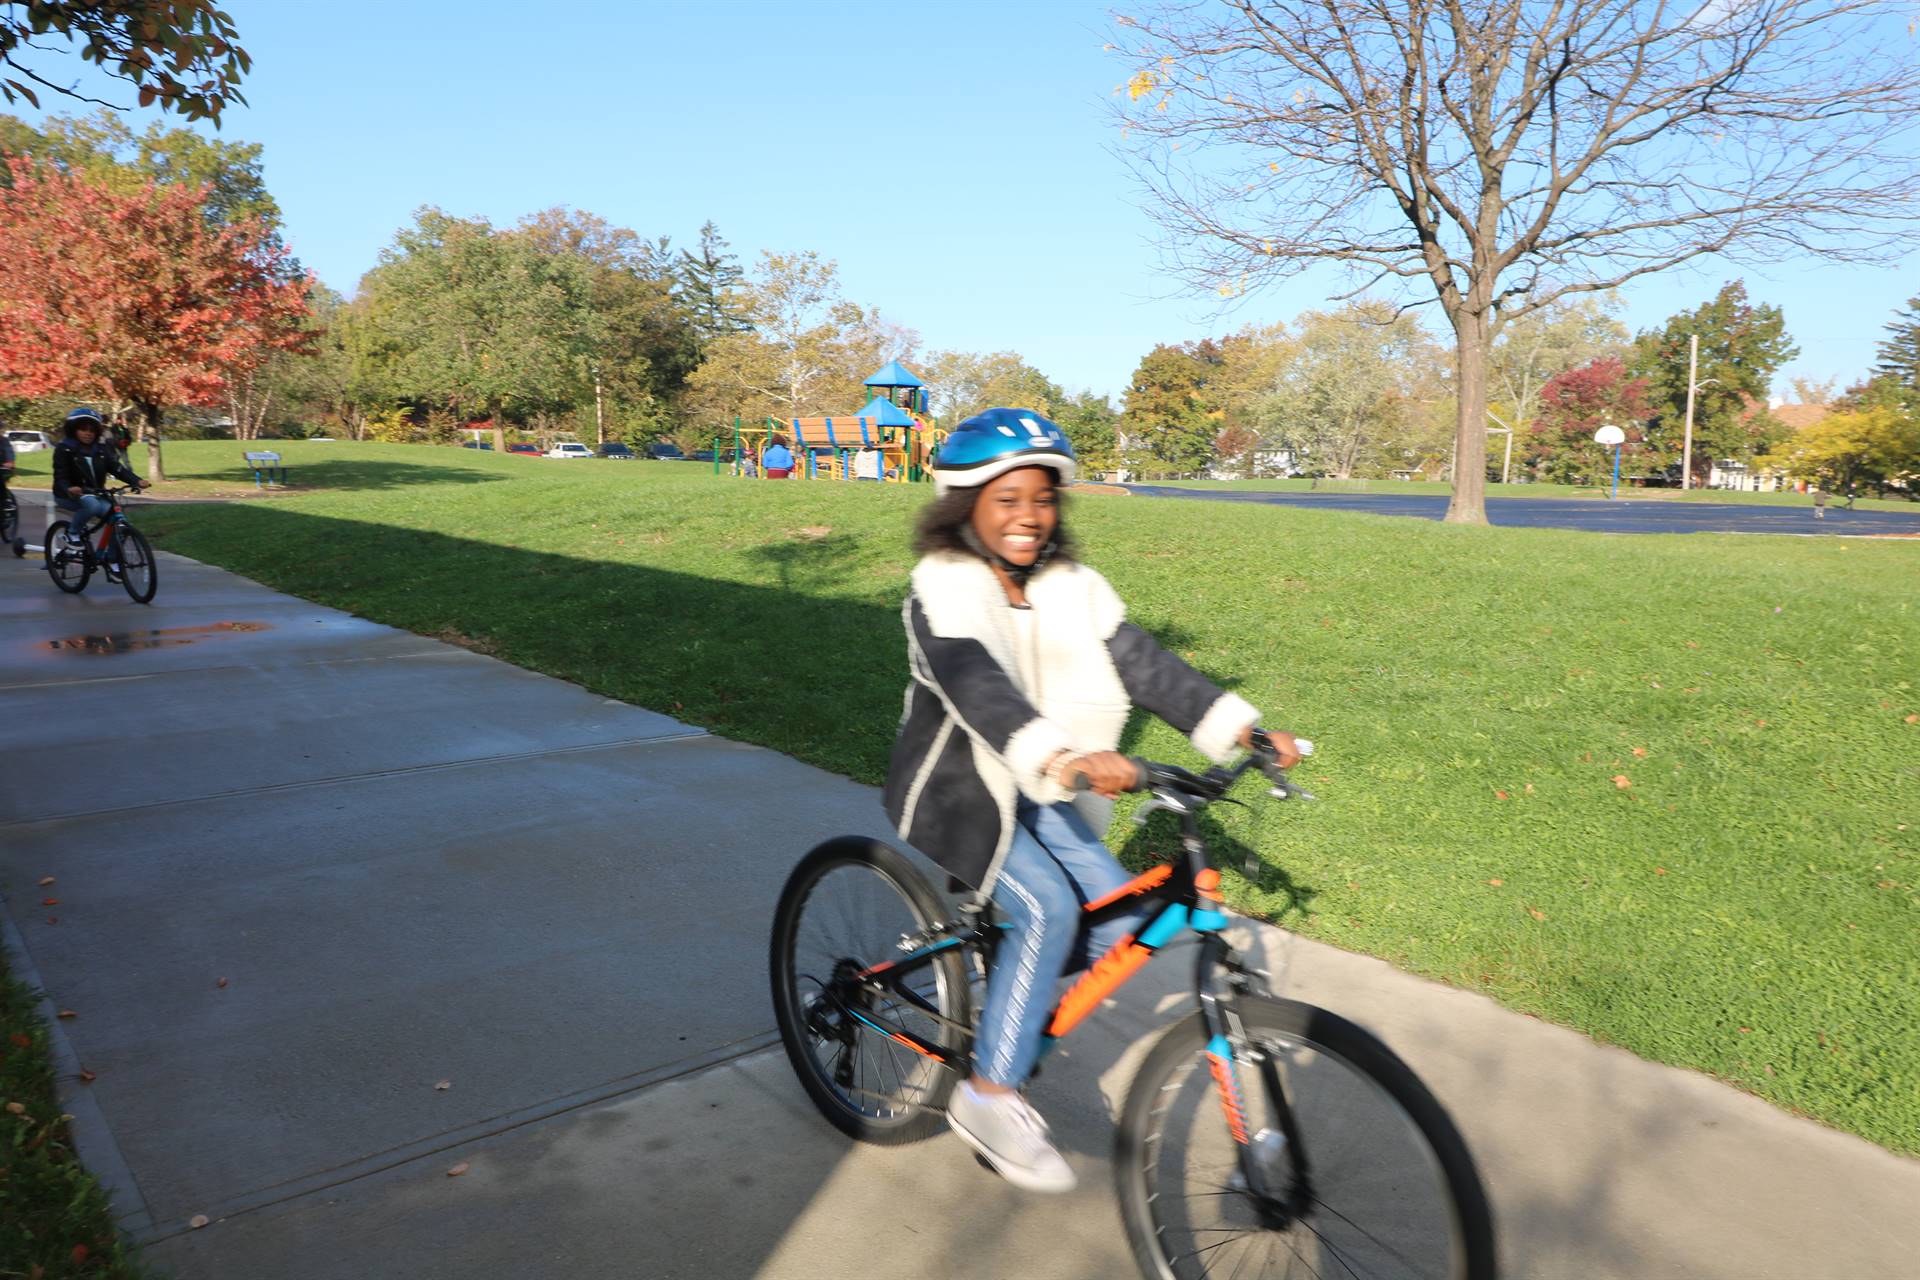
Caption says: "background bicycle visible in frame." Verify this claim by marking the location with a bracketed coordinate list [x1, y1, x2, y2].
[45, 483, 158, 603]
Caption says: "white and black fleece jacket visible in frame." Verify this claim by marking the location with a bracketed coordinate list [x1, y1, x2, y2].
[882, 551, 1260, 891]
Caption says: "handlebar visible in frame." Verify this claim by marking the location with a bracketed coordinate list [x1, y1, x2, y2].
[1065, 729, 1316, 805]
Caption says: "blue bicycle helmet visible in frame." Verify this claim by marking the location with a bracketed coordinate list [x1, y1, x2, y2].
[64, 406, 106, 436]
[933, 408, 1076, 495]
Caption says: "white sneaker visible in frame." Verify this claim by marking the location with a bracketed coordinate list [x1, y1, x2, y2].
[946, 1082, 1077, 1193]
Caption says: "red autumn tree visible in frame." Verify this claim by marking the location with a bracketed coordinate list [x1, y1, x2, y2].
[1525, 358, 1653, 486]
[0, 158, 311, 481]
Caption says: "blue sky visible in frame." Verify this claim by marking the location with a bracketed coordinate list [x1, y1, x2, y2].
[17, 0, 1918, 402]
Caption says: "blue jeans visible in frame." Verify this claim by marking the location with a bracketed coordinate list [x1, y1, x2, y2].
[973, 800, 1148, 1087]
[56, 495, 111, 544]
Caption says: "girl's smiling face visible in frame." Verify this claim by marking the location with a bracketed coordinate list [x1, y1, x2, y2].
[970, 466, 1059, 567]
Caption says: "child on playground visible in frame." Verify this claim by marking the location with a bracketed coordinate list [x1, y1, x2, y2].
[883, 407, 1301, 1193]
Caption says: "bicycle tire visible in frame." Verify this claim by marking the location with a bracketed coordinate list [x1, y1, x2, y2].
[44, 520, 92, 594]
[1116, 997, 1496, 1280]
[113, 525, 158, 603]
[2, 489, 16, 544]
[770, 837, 972, 1145]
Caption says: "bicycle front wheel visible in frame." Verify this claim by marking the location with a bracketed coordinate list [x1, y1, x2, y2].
[769, 837, 971, 1145]
[113, 525, 157, 603]
[43, 521, 92, 594]
[1117, 998, 1496, 1280]
[2, 489, 17, 544]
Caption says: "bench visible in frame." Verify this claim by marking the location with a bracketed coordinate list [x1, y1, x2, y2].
[243, 451, 288, 488]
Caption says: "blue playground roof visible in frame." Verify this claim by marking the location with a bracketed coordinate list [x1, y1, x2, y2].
[854, 395, 918, 427]
[865, 359, 924, 390]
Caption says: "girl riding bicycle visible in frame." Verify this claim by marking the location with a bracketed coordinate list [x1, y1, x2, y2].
[885, 407, 1301, 1192]
[52, 407, 143, 545]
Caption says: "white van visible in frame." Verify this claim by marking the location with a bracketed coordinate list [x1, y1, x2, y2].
[545, 442, 593, 459]
[5, 430, 54, 453]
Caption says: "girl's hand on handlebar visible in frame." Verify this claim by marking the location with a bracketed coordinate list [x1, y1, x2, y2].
[1058, 751, 1140, 797]
[1243, 726, 1304, 769]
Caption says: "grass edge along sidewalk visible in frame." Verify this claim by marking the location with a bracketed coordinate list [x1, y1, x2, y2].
[0, 938, 150, 1279]
[127, 442, 1920, 1156]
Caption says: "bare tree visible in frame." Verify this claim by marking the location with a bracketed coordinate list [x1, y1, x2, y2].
[1115, 0, 1920, 522]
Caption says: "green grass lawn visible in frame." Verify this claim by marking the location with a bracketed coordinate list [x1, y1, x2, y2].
[1, 957, 146, 1279]
[126, 442, 1919, 1153]
[1156, 475, 1918, 511]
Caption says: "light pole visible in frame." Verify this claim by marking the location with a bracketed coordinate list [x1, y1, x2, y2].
[1485, 409, 1517, 484]
[1679, 335, 1721, 491]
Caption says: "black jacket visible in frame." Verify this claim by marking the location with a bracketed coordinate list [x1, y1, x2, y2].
[882, 552, 1259, 890]
[51, 438, 138, 500]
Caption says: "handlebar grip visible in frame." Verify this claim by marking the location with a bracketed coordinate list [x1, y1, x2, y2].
[1065, 757, 1150, 793]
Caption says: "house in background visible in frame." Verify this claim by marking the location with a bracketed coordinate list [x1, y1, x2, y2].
[1709, 400, 1831, 491]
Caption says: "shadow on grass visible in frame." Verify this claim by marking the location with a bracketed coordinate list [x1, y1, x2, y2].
[197, 459, 510, 493]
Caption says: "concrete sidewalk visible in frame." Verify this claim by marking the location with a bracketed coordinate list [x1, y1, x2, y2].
[3, 528, 1917, 1279]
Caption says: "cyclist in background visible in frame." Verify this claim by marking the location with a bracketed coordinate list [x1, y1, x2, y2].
[52, 407, 143, 550]
[883, 407, 1300, 1192]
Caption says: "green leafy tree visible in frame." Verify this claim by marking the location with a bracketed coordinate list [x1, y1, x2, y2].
[1489, 296, 1629, 440]
[2, 1, 249, 122]
[684, 250, 915, 427]
[1759, 405, 1920, 496]
[1121, 341, 1224, 476]
[358, 208, 598, 450]
[1631, 282, 1799, 483]
[924, 350, 1063, 426]
[1252, 303, 1444, 479]
[1056, 390, 1120, 478]
[678, 220, 751, 350]
[1872, 295, 1920, 413]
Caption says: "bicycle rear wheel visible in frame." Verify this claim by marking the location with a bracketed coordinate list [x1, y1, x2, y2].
[113, 525, 157, 603]
[2, 489, 17, 544]
[770, 837, 971, 1145]
[43, 521, 91, 594]
[1117, 998, 1496, 1280]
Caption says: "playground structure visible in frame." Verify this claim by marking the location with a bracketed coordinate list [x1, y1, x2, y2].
[723, 361, 945, 483]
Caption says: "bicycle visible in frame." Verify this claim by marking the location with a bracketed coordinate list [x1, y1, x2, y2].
[2, 483, 19, 552]
[45, 484, 158, 604]
[770, 734, 1496, 1280]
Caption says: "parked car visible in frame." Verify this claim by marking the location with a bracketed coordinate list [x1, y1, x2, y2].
[645, 442, 686, 460]
[505, 442, 542, 457]
[596, 442, 636, 459]
[545, 442, 593, 460]
[5, 429, 54, 453]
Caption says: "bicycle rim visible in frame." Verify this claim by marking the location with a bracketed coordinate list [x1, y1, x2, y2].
[1121, 1002, 1495, 1280]
[44, 521, 90, 593]
[115, 526, 157, 602]
[774, 844, 966, 1138]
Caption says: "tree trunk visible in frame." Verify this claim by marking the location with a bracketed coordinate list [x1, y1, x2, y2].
[139, 401, 166, 484]
[594, 375, 606, 445]
[490, 400, 507, 453]
[1444, 312, 1492, 524]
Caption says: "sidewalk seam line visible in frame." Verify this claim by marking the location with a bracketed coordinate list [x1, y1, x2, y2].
[134, 1032, 783, 1244]
[0, 729, 711, 829]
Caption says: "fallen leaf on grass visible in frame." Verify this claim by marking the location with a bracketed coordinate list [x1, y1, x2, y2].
[1487, 878, 1504, 887]
[1654, 867, 1669, 876]
[435, 1080, 452, 1091]
[447, 1162, 470, 1177]
[1876, 880, 1897, 890]
[1524, 783, 1534, 794]
[1906, 715, 1918, 724]
[37, 876, 54, 886]
[1612, 775, 1632, 789]
[1755, 719, 1768, 728]
[1527, 907, 1547, 921]
[189, 1214, 210, 1229]
[1631, 747, 1648, 757]
[1494, 790, 1509, 800]
[56, 1010, 77, 1020]
[1739, 1027, 1752, 1034]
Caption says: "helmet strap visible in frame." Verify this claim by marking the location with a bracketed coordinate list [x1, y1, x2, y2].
[960, 523, 1057, 588]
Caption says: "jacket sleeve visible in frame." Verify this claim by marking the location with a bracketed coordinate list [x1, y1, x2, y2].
[1094, 570, 1261, 764]
[50, 447, 73, 495]
[904, 594, 1075, 805]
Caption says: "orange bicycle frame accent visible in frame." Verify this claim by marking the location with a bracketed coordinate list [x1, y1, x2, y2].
[1049, 933, 1153, 1037]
